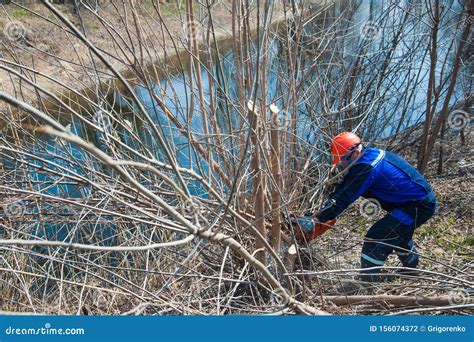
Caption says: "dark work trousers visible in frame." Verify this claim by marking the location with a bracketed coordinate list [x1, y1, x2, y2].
[360, 192, 437, 281]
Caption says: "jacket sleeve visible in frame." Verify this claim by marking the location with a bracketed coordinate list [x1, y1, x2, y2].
[316, 163, 376, 222]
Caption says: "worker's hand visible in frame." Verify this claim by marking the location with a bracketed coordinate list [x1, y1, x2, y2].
[292, 215, 336, 243]
[312, 218, 336, 239]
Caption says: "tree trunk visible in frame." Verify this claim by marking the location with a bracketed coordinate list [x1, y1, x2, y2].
[269, 104, 282, 252]
[248, 101, 266, 263]
[419, 3, 473, 173]
[322, 294, 474, 307]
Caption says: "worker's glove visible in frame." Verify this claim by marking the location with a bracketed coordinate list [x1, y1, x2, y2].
[291, 213, 336, 243]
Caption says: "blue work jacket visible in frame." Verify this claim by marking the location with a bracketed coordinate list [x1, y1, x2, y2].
[316, 148, 435, 222]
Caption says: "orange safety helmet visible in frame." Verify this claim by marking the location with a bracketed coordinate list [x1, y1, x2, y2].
[331, 132, 361, 165]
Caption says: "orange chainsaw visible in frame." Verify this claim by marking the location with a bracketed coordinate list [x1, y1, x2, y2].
[290, 213, 336, 243]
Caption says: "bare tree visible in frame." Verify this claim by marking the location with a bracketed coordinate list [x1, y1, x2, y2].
[0, 0, 471, 315]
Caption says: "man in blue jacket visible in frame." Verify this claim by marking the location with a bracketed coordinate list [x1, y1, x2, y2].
[313, 132, 437, 282]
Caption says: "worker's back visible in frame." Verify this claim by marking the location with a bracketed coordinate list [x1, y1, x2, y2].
[355, 148, 433, 204]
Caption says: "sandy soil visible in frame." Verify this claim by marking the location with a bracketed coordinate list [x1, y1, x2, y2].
[0, 1, 285, 110]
